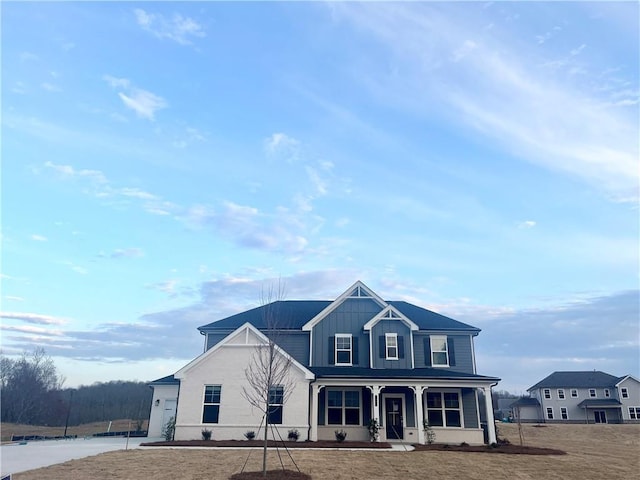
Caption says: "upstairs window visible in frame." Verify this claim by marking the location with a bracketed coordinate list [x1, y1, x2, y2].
[604, 389, 610, 398]
[268, 386, 284, 424]
[202, 385, 221, 423]
[570, 389, 578, 398]
[385, 333, 398, 360]
[430, 335, 449, 367]
[557, 389, 565, 400]
[622, 387, 629, 399]
[589, 389, 597, 398]
[335, 334, 352, 365]
[543, 389, 551, 399]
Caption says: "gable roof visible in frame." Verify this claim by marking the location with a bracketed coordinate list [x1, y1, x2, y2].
[178, 322, 314, 380]
[510, 397, 540, 407]
[528, 371, 621, 391]
[148, 374, 179, 386]
[198, 299, 479, 334]
[363, 305, 419, 331]
[616, 374, 640, 386]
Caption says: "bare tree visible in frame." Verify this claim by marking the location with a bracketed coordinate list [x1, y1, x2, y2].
[241, 282, 296, 476]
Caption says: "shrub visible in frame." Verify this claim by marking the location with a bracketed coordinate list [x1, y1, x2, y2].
[201, 429, 212, 441]
[161, 416, 175, 441]
[367, 419, 380, 442]
[244, 430, 256, 441]
[334, 429, 347, 443]
[422, 419, 436, 444]
[459, 442, 469, 447]
[287, 429, 300, 441]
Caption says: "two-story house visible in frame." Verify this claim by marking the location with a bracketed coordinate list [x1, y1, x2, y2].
[511, 371, 640, 424]
[147, 281, 500, 444]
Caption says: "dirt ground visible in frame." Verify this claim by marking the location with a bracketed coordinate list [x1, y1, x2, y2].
[11, 423, 640, 480]
[1, 419, 148, 442]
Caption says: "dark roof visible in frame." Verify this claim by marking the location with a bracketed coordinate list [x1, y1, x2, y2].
[148, 374, 179, 386]
[510, 397, 540, 407]
[309, 366, 498, 382]
[576, 399, 623, 408]
[198, 300, 479, 333]
[529, 371, 620, 390]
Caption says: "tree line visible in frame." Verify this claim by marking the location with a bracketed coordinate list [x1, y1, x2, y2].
[1, 348, 152, 428]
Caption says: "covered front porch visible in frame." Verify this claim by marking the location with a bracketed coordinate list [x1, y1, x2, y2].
[309, 374, 498, 445]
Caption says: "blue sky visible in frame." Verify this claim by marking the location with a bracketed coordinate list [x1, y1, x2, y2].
[2, 1, 638, 394]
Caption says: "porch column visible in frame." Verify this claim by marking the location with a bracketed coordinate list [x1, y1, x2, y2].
[482, 386, 497, 444]
[310, 383, 322, 441]
[370, 385, 382, 431]
[410, 385, 427, 444]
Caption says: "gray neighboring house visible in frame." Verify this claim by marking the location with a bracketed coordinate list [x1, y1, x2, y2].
[511, 371, 640, 424]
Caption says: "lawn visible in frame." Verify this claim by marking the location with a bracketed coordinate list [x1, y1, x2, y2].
[11, 423, 640, 480]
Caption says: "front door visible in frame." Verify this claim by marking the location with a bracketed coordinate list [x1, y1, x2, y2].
[385, 397, 404, 440]
[163, 399, 177, 428]
[594, 410, 607, 424]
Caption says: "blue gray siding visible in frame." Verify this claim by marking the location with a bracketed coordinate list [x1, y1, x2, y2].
[206, 332, 230, 350]
[462, 388, 479, 428]
[371, 321, 412, 369]
[267, 331, 310, 367]
[413, 333, 475, 374]
[311, 298, 381, 367]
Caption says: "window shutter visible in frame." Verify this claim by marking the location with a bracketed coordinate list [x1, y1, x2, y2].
[328, 336, 335, 365]
[447, 337, 456, 366]
[379, 336, 385, 358]
[352, 337, 359, 365]
[398, 336, 405, 359]
[424, 337, 431, 366]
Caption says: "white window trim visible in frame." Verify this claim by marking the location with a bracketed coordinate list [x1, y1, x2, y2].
[560, 407, 568, 420]
[570, 389, 578, 398]
[202, 385, 222, 424]
[385, 333, 399, 360]
[628, 406, 640, 420]
[430, 335, 449, 367]
[604, 388, 610, 398]
[424, 388, 464, 428]
[543, 389, 551, 399]
[589, 388, 597, 398]
[621, 387, 629, 399]
[546, 407, 554, 420]
[326, 388, 362, 426]
[335, 333, 353, 366]
[557, 389, 565, 400]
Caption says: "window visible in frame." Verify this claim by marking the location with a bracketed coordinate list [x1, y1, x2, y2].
[557, 389, 565, 400]
[561, 407, 568, 420]
[570, 389, 578, 398]
[543, 389, 551, 399]
[426, 391, 462, 427]
[202, 385, 221, 423]
[327, 389, 361, 425]
[546, 407, 554, 420]
[604, 388, 610, 398]
[629, 407, 640, 419]
[589, 389, 597, 398]
[385, 333, 398, 360]
[268, 386, 284, 424]
[430, 336, 449, 366]
[621, 388, 629, 399]
[335, 334, 352, 365]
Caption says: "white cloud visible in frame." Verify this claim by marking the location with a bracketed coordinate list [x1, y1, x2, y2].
[517, 220, 536, 229]
[41, 82, 61, 92]
[30, 234, 48, 241]
[4, 296, 25, 302]
[0, 312, 68, 325]
[134, 8, 205, 46]
[44, 161, 108, 184]
[452, 40, 478, 62]
[103, 75, 130, 89]
[264, 132, 300, 161]
[118, 89, 167, 120]
[1, 325, 64, 336]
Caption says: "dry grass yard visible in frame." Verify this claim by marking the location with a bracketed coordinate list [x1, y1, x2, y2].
[12, 423, 640, 480]
[1, 419, 147, 442]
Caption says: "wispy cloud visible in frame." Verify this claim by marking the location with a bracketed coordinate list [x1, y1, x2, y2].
[30, 234, 48, 242]
[0, 312, 68, 325]
[264, 133, 300, 162]
[134, 8, 205, 46]
[517, 220, 536, 229]
[104, 75, 167, 120]
[99, 248, 144, 259]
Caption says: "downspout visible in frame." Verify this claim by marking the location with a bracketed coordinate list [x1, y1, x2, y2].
[307, 381, 314, 441]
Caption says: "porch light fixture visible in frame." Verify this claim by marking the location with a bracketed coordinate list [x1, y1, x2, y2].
[155, 399, 160, 406]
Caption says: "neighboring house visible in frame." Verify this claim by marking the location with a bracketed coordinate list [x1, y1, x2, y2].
[148, 281, 500, 444]
[511, 371, 640, 424]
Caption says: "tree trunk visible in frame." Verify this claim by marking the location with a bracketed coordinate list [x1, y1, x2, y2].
[263, 412, 269, 476]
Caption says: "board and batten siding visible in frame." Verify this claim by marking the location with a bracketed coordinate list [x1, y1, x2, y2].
[370, 320, 412, 369]
[462, 388, 479, 428]
[266, 331, 310, 367]
[413, 333, 475, 374]
[311, 298, 381, 367]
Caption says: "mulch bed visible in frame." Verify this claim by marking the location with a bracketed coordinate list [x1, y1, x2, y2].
[229, 470, 311, 480]
[412, 443, 566, 455]
[141, 439, 392, 449]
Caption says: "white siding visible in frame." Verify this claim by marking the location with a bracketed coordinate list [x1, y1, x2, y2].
[148, 385, 179, 438]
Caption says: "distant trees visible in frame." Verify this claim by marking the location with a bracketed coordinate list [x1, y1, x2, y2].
[1, 348, 152, 428]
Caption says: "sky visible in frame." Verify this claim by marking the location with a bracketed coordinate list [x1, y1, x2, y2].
[1, 1, 638, 395]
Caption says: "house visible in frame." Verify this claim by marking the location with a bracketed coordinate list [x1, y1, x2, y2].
[148, 281, 500, 444]
[511, 371, 640, 424]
